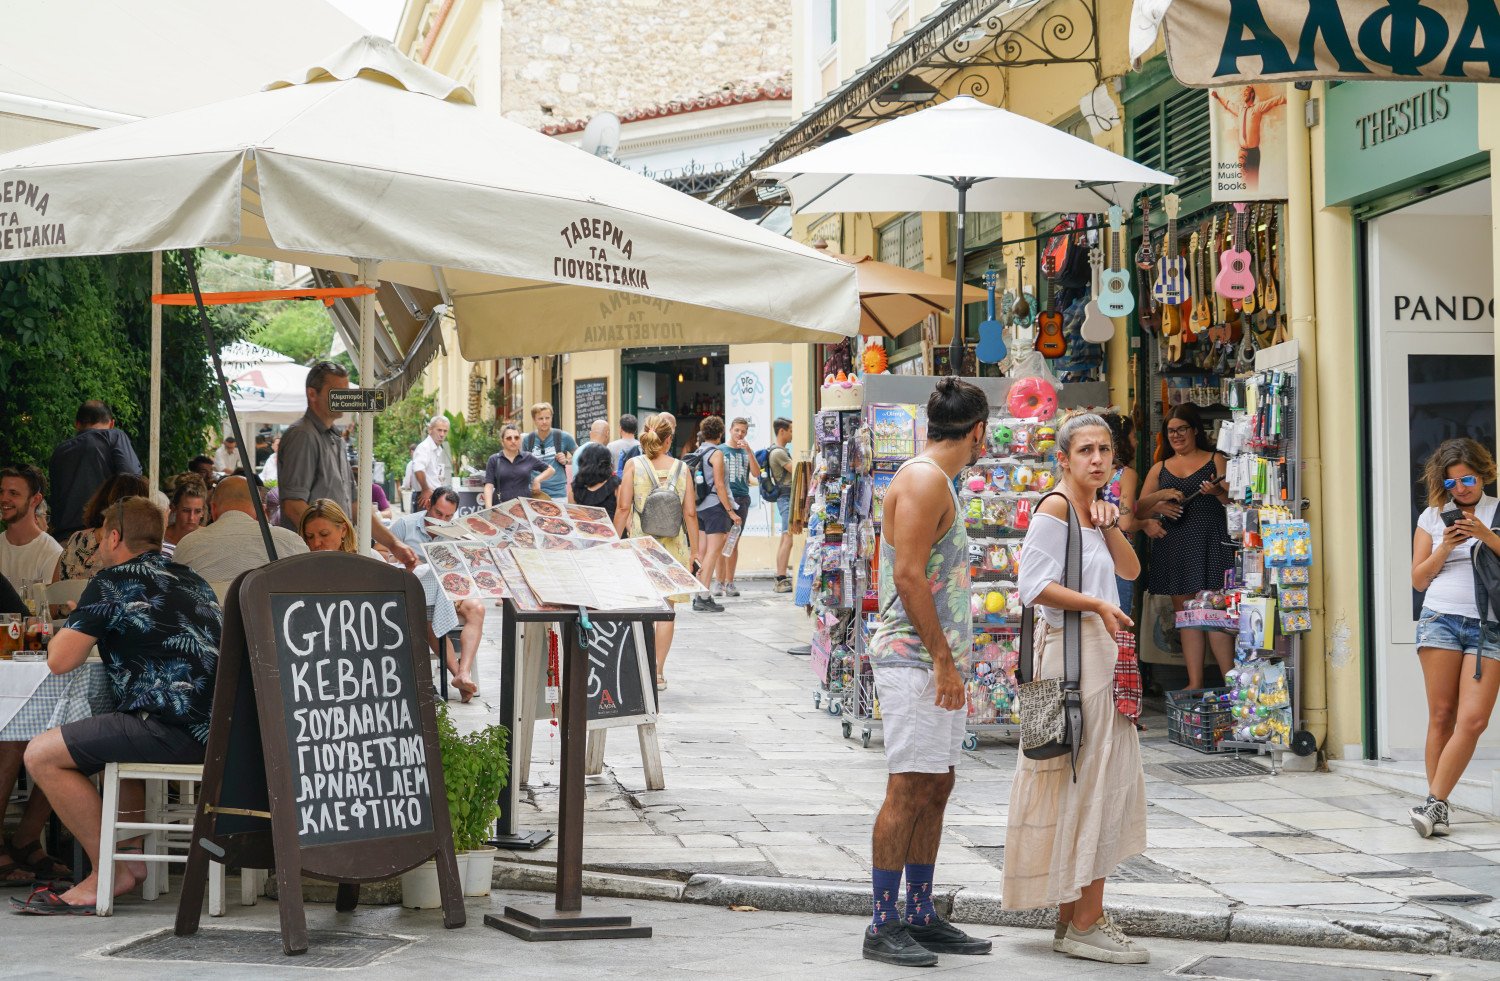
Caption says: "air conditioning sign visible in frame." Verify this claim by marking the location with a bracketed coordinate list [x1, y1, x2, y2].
[1163, 0, 1500, 86]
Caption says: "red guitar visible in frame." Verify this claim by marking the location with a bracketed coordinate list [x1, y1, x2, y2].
[1034, 255, 1065, 358]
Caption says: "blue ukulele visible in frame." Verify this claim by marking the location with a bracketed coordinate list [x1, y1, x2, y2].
[975, 266, 1007, 364]
[1096, 204, 1135, 318]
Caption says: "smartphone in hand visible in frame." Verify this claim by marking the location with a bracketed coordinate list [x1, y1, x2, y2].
[1441, 507, 1464, 528]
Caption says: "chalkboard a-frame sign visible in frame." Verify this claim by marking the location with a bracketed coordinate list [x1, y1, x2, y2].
[174, 553, 464, 955]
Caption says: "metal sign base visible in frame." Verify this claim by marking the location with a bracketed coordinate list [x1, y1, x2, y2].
[485, 906, 651, 942]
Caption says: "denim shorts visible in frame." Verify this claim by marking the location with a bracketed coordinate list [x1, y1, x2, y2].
[776, 493, 791, 532]
[1416, 606, 1500, 660]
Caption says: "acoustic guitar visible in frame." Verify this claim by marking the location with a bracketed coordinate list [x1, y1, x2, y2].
[1151, 193, 1189, 306]
[1010, 255, 1032, 326]
[1079, 245, 1114, 344]
[1134, 194, 1155, 270]
[975, 266, 1007, 364]
[1034, 255, 1066, 358]
[1190, 223, 1212, 335]
[1096, 205, 1134, 318]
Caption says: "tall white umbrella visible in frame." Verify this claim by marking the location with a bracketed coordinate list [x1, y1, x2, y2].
[0, 35, 858, 552]
[757, 96, 1174, 370]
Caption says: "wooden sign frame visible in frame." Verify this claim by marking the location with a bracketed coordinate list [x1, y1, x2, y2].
[175, 554, 464, 955]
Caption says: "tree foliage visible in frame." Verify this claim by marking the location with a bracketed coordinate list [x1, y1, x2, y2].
[0, 251, 244, 482]
[374, 387, 436, 483]
[252, 302, 336, 366]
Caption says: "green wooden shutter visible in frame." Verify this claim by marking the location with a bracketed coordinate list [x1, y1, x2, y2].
[1126, 61, 1212, 219]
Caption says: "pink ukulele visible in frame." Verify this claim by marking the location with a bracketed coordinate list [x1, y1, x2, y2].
[1214, 202, 1255, 301]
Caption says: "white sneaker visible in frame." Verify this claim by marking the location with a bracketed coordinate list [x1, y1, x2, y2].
[1057, 915, 1149, 964]
[712, 582, 724, 596]
[1053, 919, 1067, 952]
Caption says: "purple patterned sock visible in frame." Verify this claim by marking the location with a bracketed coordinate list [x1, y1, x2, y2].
[905, 863, 936, 925]
[870, 866, 903, 929]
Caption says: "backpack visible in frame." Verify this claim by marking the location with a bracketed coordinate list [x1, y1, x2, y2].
[523, 430, 562, 459]
[637, 460, 686, 538]
[758, 447, 783, 504]
[684, 445, 720, 505]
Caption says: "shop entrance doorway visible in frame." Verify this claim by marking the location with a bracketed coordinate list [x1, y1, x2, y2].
[622, 346, 727, 458]
[1368, 180, 1495, 762]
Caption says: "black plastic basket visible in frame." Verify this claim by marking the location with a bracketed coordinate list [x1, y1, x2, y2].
[1166, 687, 1235, 754]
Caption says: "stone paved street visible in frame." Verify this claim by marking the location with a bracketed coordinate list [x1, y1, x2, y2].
[444, 580, 1500, 943]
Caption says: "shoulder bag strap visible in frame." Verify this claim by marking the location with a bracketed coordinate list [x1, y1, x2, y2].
[1017, 491, 1080, 686]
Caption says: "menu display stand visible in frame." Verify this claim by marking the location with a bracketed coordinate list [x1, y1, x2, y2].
[483, 599, 671, 942]
[489, 617, 553, 851]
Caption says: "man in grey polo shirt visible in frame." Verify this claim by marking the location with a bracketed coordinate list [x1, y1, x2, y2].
[277, 361, 415, 567]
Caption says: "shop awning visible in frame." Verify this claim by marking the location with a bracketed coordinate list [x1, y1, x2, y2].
[312, 269, 446, 404]
[710, 0, 1105, 211]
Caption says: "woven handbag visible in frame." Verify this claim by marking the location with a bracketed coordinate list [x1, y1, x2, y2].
[1015, 492, 1084, 774]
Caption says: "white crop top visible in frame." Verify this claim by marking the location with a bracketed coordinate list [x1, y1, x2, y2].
[1018, 512, 1121, 628]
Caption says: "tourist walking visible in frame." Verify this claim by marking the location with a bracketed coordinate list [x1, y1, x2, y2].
[1004, 411, 1148, 965]
[712, 417, 760, 598]
[690, 416, 732, 611]
[862, 378, 993, 968]
[615, 413, 698, 692]
[411, 415, 453, 512]
[482, 424, 554, 506]
[1409, 438, 1500, 839]
[767, 418, 795, 593]
[1134, 404, 1234, 689]
[570, 438, 619, 513]
[522, 402, 576, 502]
[608, 414, 640, 475]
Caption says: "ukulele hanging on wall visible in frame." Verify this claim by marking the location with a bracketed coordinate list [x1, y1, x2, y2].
[1152, 193, 1189, 307]
[1096, 204, 1134, 318]
[1080, 245, 1114, 344]
[975, 266, 1007, 365]
[1034, 254, 1066, 358]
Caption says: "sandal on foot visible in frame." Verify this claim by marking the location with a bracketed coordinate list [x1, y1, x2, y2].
[12, 841, 72, 883]
[0, 851, 34, 887]
[9, 887, 94, 916]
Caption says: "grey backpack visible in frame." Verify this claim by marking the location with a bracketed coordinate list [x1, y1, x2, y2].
[638, 460, 686, 538]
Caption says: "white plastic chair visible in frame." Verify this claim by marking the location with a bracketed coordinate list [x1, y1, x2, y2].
[95, 762, 262, 916]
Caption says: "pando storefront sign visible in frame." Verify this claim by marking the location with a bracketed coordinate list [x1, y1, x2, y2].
[1163, 0, 1500, 86]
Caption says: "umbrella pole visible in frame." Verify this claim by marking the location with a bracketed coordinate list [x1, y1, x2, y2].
[356, 258, 377, 557]
[149, 251, 162, 493]
[948, 179, 972, 376]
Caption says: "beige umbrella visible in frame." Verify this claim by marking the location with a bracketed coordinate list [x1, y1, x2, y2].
[814, 244, 986, 341]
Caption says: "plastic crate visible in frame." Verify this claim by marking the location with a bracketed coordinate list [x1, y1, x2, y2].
[1166, 687, 1236, 754]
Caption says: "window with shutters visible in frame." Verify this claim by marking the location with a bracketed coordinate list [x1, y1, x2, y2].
[878, 213, 924, 270]
[1125, 64, 1212, 218]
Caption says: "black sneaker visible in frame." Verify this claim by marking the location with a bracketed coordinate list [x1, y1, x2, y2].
[691, 596, 724, 613]
[905, 915, 993, 955]
[1411, 796, 1451, 838]
[863, 920, 938, 967]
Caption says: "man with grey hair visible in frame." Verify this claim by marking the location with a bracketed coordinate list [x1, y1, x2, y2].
[575, 419, 612, 474]
[174, 476, 308, 582]
[411, 415, 453, 512]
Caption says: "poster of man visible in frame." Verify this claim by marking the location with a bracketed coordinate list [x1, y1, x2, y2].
[1210, 83, 1289, 201]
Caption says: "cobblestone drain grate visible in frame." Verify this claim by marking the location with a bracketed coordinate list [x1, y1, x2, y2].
[1170, 954, 1431, 981]
[104, 928, 414, 969]
[1163, 759, 1270, 780]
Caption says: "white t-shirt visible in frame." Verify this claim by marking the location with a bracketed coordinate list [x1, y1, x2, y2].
[0, 531, 63, 592]
[1018, 512, 1121, 629]
[1418, 496, 1499, 619]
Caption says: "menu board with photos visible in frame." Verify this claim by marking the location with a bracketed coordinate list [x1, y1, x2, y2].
[511, 547, 664, 612]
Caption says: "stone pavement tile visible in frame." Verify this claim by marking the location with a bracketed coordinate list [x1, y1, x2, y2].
[1291, 852, 1410, 876]
[1273, 772, 1400, 798]
[1300, 901, 1410, 915]
[1334, 793, 1440, 823]
[1357, 875, 1491, 903]
[1447, 829, 1500, 847]
[1308, 826, 1467, 854]
[676, 834, 747, 849]
[1408, 862, 1500, 897]
[759, 844, 869, 879]
[1141, 806, 1213, 830]
[936, 863, 1001, 887]
[1146, 827, 1256, 849]
[1473, 850, 1500, 864]
[947, 826, 1005, 848]
[1146, 846, 1335, 884]
[1258, 808, 1392, 831]
[734, 831, 826, 846]
[941, 813, 1008, 827]
[1214, 880, 1405, 906]
[1196, 815, 1299, 835]
[1142, 780, 1207, 800]
[1383, 850, 1500, 870]
[1106, 882, 1223, 898]
[1234, 833, 1352, 857]
[1190, 780, 1304, 802]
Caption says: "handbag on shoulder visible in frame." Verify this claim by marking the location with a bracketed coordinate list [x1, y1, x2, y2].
[1015, 492, 1084, 776]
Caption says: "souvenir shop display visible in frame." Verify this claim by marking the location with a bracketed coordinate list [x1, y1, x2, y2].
[805, 372, 1107, 753]
[1169, 339, 1315, 762]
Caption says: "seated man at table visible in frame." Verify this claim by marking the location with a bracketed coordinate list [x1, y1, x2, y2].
[173, 475, 307, 583]
[13, 496, 221, 915]
[389, 487, 483, 701]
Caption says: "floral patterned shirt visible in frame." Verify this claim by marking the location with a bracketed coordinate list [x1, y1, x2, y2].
[869, 458, 972, 671]
[63, 550, 222, 742]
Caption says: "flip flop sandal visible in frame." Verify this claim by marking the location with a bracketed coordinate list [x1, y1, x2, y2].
[9, 887, 95, 916]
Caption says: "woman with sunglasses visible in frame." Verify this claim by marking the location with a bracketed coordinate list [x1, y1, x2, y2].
[482, 424, 555, 507]
[1409, 438, 1500, 838]
[1133, 404, 1235, 690]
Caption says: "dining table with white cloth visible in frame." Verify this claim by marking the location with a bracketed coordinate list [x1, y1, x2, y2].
[0, 660, 114, 742]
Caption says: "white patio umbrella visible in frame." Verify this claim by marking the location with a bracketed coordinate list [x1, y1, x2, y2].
[0, 35, 858, 552]
[757, 96, 1174, 370]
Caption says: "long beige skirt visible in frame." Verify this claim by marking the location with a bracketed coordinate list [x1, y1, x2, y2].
[1002, 616, 1147, 910]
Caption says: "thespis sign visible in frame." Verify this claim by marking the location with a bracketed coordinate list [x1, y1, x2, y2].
[555, 218, 650, 289]
[1163, 0, 1500, 87]
[0, 180, 65, 251]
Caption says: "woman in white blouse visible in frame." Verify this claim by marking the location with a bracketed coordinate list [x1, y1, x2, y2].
[1003, 411, 1149, 965]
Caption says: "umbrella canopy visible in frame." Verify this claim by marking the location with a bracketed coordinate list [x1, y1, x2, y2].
[816, 246, 985, 339]
[0, 35, 859, 358]
[228, 360, 311, 426]
[757, 96, 1176, 214]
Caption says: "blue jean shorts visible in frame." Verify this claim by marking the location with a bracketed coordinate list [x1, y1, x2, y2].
[775, 493, 791, 532]
[1416, 607, 1500, 660]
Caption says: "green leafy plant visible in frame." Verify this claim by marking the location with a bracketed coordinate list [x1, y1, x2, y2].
[437, 703, 509, 852]
[373, 387, 437, 483]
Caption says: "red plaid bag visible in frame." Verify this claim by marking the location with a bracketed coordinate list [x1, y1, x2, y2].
[1113, 630, 1142, 722]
